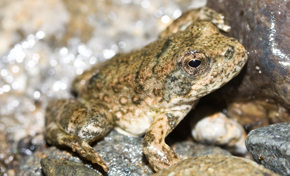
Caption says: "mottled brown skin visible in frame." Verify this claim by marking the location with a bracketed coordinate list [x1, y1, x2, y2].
[45, 21, 247, 172]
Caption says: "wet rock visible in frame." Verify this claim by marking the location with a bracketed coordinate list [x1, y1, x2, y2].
[152, 155, 279, 176]
[19, 130, 232, 176]
[173, 141, 232, 158]
[19, 130, 153, 176]
[246, 122, 290, 175]
[17, 134, 45, 156]
[41, 158, 101, 176]
[206, 0, 290, 126]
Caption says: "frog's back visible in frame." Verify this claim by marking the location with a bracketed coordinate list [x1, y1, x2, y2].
[77, 21, 247, 136]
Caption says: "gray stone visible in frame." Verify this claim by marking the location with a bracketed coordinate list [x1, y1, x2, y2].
[246, 122, 290, 175]
[173, 141, 232, 158]
[41, 158, 101, 176]
[152, 155, 279, 176]
[19, 130, 232, 176]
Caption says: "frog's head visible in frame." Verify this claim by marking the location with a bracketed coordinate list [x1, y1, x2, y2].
[164, 21, 247, 105]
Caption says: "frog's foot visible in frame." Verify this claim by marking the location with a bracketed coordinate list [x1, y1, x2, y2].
[45, 99, 114, 172]
[142, 115, 181, 171]
[51, 128, 109, 172]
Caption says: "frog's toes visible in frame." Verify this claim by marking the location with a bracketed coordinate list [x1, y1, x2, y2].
[48, 128, 109, 172]
[66, 139, 109, 172]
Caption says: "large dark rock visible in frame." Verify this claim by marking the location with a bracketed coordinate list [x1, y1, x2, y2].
[205, 0, 290, 129]
[207, 0, 290, 104]
[246, 122, 290, 175]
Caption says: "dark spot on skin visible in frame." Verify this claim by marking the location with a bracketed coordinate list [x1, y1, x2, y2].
[155, 38, 171, 59]
[283, 86, 288, 94]
[224, 45, 235, 59]
[239, 10, 244, 16]
[135, 57, 146, 83]
[143, 131, 155, 148]
[88, 73, 99, 85]
[152, 38, 172, 74]
[159, 138, 162, 144]
[132, 95, 142, 105]
[161, 130, 164, 135]
[167, 113, 179, 130]
[169, 76, 178, 82]
[134, 85, 144, 94]
[112, 83, 122, 93]
[159, 125, 163, 129]
[121, 74, 131, 83]
[95, 82, 102, 91]
[153, 88, 162, 96]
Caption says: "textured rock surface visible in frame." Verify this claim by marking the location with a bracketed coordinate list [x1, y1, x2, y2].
[173, 141, 232, 159]
[206, 0, 290, 129]
[246, 122, 290, 176]
[41, 158, 101, 176]
[18, 130, 232, 175]
[19, 130, 153, 176]
[152, 155, 279, 176]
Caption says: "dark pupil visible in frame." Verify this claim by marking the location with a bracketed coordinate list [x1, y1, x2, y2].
[188, 59, 201, 68]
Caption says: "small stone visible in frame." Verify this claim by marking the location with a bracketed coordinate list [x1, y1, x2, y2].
[192, 111, 247, 155]
[152, 155, 279, 176]
[246, 122, 290, 175]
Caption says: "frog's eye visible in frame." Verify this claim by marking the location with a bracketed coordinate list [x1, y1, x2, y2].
[181, 52, 208, 76]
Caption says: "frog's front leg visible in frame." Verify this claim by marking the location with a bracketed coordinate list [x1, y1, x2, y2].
[142, 113, 182, 171]
[45, 99, 114, 172]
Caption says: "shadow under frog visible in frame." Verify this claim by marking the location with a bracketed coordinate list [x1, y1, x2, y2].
[44, 20, 247, 172]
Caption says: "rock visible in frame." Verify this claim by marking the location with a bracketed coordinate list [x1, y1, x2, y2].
[173, 141, 232, 159]
[19, 130, 231, 176]
[206, 0, 290, 127]
[41, 158, 101, 176]
[246, 122, 290, 175]
[152, 155, 279, 176]
[191, 111, 247, 155]
[18, 130, 153, 176]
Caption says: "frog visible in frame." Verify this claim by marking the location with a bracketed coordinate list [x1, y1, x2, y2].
[44, 20, 247, 172]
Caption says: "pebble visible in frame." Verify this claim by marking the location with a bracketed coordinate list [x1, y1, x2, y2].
[246, 122, 290, 176]
[191, 110, 247, 155]
[41, 158, 101, 176]
[152, 155, 279, 176]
